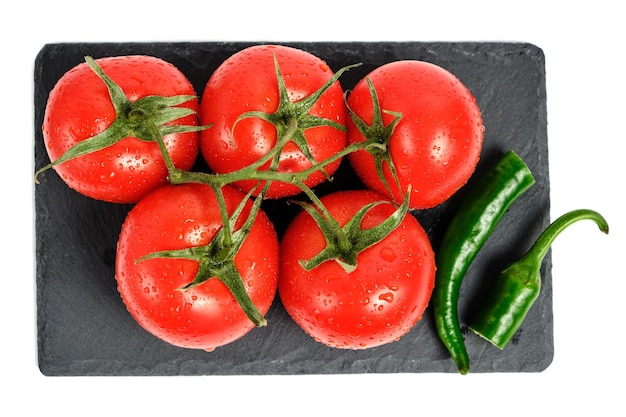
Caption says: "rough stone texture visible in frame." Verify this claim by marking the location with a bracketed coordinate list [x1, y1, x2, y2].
[34, 42, 551, 376]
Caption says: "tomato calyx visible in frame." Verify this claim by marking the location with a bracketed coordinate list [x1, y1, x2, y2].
[293, 187, 411, 273]
[231, 56, 360, 177]
[347, 78, 403, 199]
[34, 56, 209, 184]
[136, 184, 269, 327]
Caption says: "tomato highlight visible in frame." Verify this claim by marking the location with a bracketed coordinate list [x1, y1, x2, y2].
[346, 60, 484, 209]
[115, 183, 280, 350]
[199, 44, 352, 199]
[38, 55, 205, 204]
[278, 190, 436, 349]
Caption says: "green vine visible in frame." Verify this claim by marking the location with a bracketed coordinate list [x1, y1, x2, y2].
[36, 53, 410, 326]
[346, 77, 403, 201]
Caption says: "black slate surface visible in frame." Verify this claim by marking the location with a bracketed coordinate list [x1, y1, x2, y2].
[34, 41, 552, 376]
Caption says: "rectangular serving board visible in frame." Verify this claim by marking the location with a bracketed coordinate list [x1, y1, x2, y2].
[34, 41, 552, 376]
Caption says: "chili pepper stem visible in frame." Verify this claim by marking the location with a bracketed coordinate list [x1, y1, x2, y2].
[469, 209, 609, 350]
[521, 209, 609, 265]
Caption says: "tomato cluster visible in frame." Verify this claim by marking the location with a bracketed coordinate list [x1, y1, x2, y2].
[37, 44, 484, 351]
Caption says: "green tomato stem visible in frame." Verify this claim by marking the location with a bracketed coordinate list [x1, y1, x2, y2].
[147, 113, 178, 177]
[214, 185, 234, 248]
[296, 188, 410, 273]
[346, 77, 403, 199]
[39, 54, 408, 329]
[35, 56, 209, 184]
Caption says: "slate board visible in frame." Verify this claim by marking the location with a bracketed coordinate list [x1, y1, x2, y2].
[34, 41, 552, 376]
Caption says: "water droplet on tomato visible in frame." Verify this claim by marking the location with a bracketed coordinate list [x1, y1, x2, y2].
[100, 172, 115, 183]
[325, 274, 339, 283]
[379, 247, 397, 262]
[379, 292, 394, 303]
[348, 329, 361, 339]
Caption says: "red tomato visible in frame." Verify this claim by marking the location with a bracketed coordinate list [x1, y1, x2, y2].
[42, 55, 200, 203]
[278, 190, 436, 349]
[346, 60, 484, 209]
[115, 183, 280, 351]
[199, 44, 347, 199]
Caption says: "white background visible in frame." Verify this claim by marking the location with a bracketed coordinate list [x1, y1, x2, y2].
[4, 1, 623, 415]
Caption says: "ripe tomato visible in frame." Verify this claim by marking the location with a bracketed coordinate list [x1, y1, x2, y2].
[278, 190, 436, 349]
[115, 183, 280, 351]
[42, 55, 200, 203]
[199, 44, 347, 199]
[346, 60, 484, 209]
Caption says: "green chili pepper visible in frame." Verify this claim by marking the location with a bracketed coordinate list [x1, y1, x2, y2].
[469, 209, 609, 350]
[433, 150, 535, 375]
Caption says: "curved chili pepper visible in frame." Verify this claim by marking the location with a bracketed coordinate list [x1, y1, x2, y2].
[469, 209, 609, 349]
[432, 150, 535, 374]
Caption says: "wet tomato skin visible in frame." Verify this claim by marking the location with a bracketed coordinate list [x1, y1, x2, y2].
[278, 190, 436, 349]
[199, 44, 347, 199]
[115, 183, 280, 350]
[42, 55, 200, 204]
[347, 60, 484, 209]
